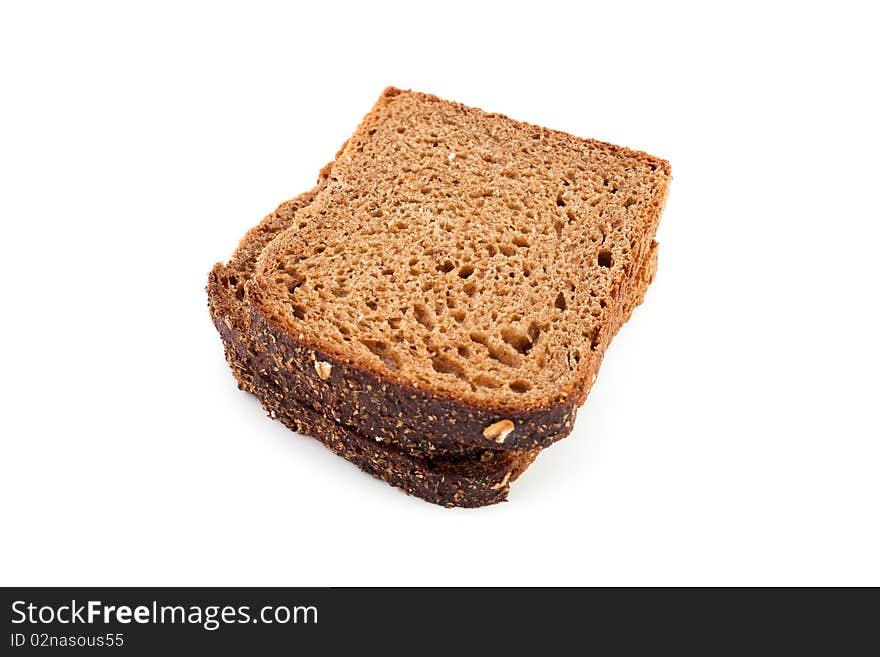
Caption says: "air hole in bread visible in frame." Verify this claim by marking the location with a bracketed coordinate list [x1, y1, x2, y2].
[431, 355, 466, 380]
[362, 339, 401, 370]
[487, 344, 520, 368]
[528, 322, 542, 344]
[509, 379, 532, 393]
[469, 332, 489, 347]
[288, 277, 303, 294]
[470, 374, 498, 389]
[413, 304, 435, 330]
[598, 251, 613, 268]
[501, 327, 533, 355]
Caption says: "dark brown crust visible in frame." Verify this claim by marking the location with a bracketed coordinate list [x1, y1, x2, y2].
[246, 306, 577, 452]
[247, 87, 671, 452]
[215, 302, 538, 507]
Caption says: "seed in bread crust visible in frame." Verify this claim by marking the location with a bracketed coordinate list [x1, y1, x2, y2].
[483, 419, 515, 443]
[490, 471, 511, 490]
[315, 361, 332, 380]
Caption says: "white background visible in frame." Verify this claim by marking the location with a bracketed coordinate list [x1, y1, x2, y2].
[1, 1, 878, 586]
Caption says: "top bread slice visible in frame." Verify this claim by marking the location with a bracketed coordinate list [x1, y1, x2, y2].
[248, 87, 670, 452]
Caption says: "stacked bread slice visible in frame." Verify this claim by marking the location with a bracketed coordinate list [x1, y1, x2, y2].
[207, 88, 670, 507]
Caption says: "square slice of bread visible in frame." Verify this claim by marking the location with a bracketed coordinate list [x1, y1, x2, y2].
[247, 87, 670, 453]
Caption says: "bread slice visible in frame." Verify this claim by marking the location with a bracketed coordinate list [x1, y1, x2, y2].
[248, 88, 670, 454]
[209, 188, 540, 506]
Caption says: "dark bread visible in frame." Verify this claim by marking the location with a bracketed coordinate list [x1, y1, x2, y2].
[248, 88, 670, 452]
[207, 87, 668, 504]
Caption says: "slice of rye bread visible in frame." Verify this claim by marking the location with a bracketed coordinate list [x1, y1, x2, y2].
[247, 87, 671, 453]
[208, 189, 654, 505]
[208, 188, 540, 506]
